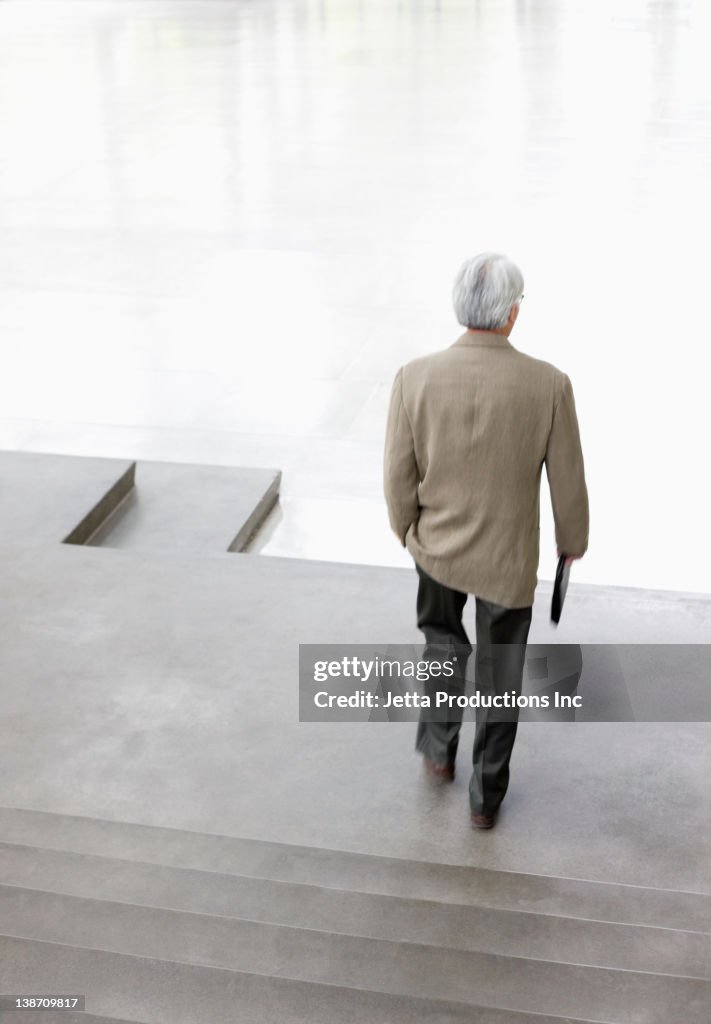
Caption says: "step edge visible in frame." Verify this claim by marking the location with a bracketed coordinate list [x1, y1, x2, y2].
[61, 462, 136, 546]
[2, 890, 711, 983]
[1, 805, 708, 900]
[1, 858, 710, 938]
[227, 470, 281, 551]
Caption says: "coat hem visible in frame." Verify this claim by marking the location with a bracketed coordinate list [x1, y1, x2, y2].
[406, 540, 536, 610]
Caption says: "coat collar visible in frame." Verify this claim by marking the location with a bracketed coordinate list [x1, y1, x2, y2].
[451, 330, 513, 350]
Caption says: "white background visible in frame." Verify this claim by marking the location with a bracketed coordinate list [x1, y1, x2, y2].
[1, 0, 709, 594]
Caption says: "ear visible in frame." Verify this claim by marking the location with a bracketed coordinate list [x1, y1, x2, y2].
[508, 304, 519, 328]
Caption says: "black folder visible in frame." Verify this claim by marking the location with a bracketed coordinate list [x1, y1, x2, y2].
[551, 554, 571, 624]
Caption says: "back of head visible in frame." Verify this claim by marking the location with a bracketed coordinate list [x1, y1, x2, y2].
[452, 253, 524, 331]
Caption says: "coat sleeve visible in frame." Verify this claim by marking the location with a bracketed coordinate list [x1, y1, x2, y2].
[544, 372, 590, 556]
[383, 366, 419, 546]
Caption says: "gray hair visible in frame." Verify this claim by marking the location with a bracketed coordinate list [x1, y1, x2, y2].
[452, 253, 524, 330]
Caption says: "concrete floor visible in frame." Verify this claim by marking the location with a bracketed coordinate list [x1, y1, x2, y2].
[1, 1, 710, 594]
[2, 539, 710, 894]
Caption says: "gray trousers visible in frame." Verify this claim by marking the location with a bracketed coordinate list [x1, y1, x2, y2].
[414, 563, 532, 816]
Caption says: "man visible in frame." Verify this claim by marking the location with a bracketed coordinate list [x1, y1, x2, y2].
[383, 252, 589, 829]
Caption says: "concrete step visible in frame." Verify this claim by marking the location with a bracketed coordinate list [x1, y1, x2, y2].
[0, 807, 708, 933]
[0, 844, 708, 979]
[1, 808, 710, 1020]
[0, 934, 658, 1024]
[1, 883, 710, 1022]
[84, 460, 280, 552]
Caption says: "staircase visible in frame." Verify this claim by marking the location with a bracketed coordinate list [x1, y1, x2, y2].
[1, 808, 709, 1023]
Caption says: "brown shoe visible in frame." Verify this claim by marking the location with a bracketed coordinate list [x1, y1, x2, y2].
[471, 812, 496, 829]
[422, 756, 455, 783]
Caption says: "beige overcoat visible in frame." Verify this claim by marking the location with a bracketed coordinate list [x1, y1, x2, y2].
[383, 330, 589, 607]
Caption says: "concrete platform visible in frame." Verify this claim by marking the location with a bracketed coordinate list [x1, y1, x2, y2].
[1, 540, 709, 893]
[86, 460, 280, 553]
[0, 449, 280, 554]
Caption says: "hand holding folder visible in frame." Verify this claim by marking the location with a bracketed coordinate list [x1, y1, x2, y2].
[551, 553, 572, 624]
